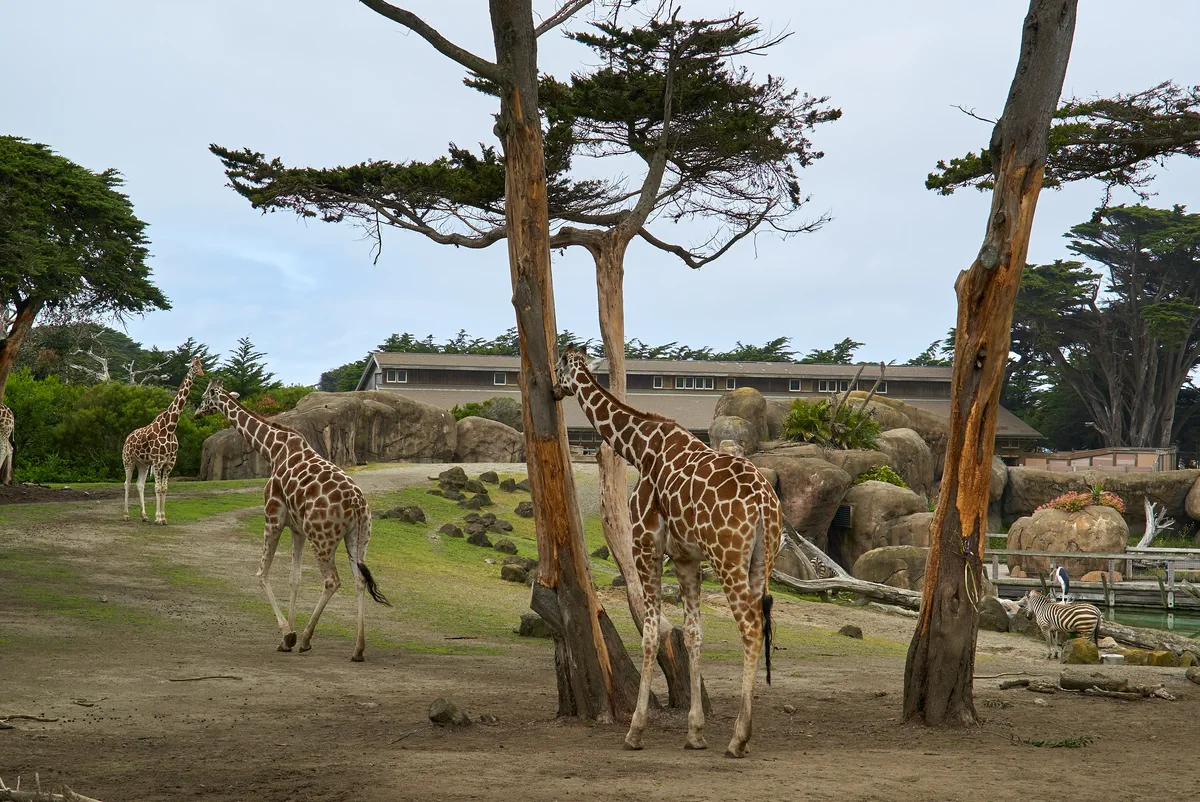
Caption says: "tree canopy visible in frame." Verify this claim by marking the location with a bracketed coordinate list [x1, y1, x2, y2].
[219, 336, 277, 397]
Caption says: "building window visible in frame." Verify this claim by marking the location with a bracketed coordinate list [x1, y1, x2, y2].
[653, 376, 663, 389]
[494, 372, 507, 386]
[876, 381, 888, 394]
[699, 377, 714, 390]
[840, 380, 851, 392]
[674, 376, 713, 390]
[384, 369, 407, 384]
[817, 379, 833, 393]
[789, 379, 802, 392]
[726, 378, 736, 390]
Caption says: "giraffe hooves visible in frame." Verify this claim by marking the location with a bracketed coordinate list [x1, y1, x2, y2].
[122, 515, 130, 522]
[350, 654, 365, 663]
[684, 738, 708, 751]
[622, 738, 644, 751]
[277, 644, 293, 652]
[298, 643, 312, 654]
[283, 632, 297, 649]
[723, 749, 746, 759]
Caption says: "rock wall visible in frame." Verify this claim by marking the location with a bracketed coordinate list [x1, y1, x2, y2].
[1002, 467, 1200, 525]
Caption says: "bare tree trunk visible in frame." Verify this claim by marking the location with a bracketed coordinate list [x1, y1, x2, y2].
[0, 299, 42, 402]
[903, 0, 1078, 727]
[490, 0, 642, 722]
[592, 238, 709, 713]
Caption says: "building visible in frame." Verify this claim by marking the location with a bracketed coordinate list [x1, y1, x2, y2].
[355, 352, 1043, 456]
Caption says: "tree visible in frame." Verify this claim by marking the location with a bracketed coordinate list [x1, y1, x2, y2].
[798, 337, 862, 364]
[0, 136, 169, 402]
[163, 337, 220, 386]
[1014, 206, 1200, 447]
[219, 336, 276, 397]
[907, 329, 955, 367]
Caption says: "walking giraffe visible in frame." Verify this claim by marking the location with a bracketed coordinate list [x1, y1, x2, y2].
[122, 357, 205, 524]
[0, 402, 14, 485]
[194, 379, 389, 661]
[553, 345, 782, 758]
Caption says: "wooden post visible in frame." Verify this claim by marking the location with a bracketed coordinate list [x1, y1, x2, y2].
[1167, 561, 1176, 609]
[991, 553, 999, 582]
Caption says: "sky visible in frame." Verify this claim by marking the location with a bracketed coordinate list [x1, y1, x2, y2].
[3, 1, 1199, 385]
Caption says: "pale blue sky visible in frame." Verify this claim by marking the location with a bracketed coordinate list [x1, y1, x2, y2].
[3, 1, 1198, 384]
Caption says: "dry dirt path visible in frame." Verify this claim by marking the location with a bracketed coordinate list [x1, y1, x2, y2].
[1, 464, 1196, 801]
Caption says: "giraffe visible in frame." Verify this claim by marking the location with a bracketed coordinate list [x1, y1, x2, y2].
[553, 345, 782, 758]
[0, 402, 13, 485]
[122, 357, 205, 524]
[194, 379, 390, 661]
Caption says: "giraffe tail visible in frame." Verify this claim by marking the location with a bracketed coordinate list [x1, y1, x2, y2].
[355, 510, 391, 606]
[762, 591, 774, 685]
[756, 496, 775, 686]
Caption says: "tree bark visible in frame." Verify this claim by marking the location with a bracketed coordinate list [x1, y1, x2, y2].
[490, 0, 642, 722]
[903, 0, 1077, 727]
[0, 298, 42, 403]
[592, 237, 709, 713]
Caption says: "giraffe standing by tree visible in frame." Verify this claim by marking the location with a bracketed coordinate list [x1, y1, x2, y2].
[0, 403, 13, 485]
[194, 379, 389, 661]
[122, 356, 204, 524]
[553, 345, 781, 758]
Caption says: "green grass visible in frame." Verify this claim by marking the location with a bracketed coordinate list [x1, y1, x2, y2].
[0, 549, 159, 630]
[47, 478, 267, 493]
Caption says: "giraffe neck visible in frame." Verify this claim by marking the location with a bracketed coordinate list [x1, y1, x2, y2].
[573, 365, 662, 469]
[160, 370, 199, 434]
[216, 391, 292, 463]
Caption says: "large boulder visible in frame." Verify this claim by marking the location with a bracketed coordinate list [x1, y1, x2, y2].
[835, 481, 928, 568]
[977, 597, 1010, 632]
[1006, 505, 1129, 579]
[852, 545, 927, 591]
[876, 511, 935, 548]
[1186, 476, 1200, 520]
[1004, 468, 1200, 525]
[990, 456, 1009, 503]
[846, 392, 950, 479]
[765, 400, 791, 440]
[875, 428, 934, 498]
[714, 388, 769, 441]
[709, 415, 760, 456]
[454, 416, 525, 463]
[750, 455, 851, 552]
[760, 441, 825, 460]
[200, 390, 455, 479]
[823, 449, 892, 481]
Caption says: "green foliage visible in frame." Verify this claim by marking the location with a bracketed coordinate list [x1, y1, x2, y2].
[854, 466, 907, 488]
[907, 328, 956, 366]
[242, 385, 314, 415]
[799, 337, 862, 364]
[218, 336, 277, 397]
[782, 397, 881, 450]
[450, 396, 523, 432]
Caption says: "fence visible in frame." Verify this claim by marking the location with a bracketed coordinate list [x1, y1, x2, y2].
[1017, 447, 1177, 473]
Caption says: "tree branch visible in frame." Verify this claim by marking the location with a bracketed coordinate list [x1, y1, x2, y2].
[534, 0, 592, 37]
[357, 0, 502, 82]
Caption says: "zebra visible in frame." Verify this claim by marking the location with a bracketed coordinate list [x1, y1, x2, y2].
[1050, 565, 1071, 602]
[1018, 589, 1102, 660]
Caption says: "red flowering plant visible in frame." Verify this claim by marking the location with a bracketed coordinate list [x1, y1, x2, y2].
[1035, 488, 1126, 515]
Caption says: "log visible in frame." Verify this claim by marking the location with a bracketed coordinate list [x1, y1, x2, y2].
[0, 777, 104, 802]
[1098, 620, 1200, 656]
[771, 572, 921, 611]
[1059, 671, 1129, 693]
[782, 517, 849, 579]
[1082, 687, 1145, 701]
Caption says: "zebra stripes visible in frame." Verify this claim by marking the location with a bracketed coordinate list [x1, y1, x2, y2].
[1021, 589, 1103, 660]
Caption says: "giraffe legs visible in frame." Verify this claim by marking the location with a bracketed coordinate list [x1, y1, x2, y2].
[152, 465, 170, 525]
[135, 465, 149, 522]
[675, 558, 707, 750]
[255, 513, 294, 650]
[624, 513, 665, 751]
[297, 553, 340, 654]
[122, 464, 134, 521]
[286, 527, 306, 641]
[722, 544, 768, 759]
[345, 530, 367, 662]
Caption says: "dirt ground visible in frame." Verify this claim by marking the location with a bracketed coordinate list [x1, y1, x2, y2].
[1, 464, 1196, 802]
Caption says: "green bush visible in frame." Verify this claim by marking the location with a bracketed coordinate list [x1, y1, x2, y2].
[782, 397, 881, 450]
[854, 465, 908, 488]
[451, 396, 523, 432]
[244, 385, 314, 415]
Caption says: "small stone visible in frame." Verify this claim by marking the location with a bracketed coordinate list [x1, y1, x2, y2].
[438, 523, 463, 538]
[1121, 649, 1152, 666]
[437, 467, 469, 488]
[514, 501, 534, 518]
[1149, 650, 1178, 667]
[484, 558, 496, 565]
[464, 479, 488, 495]
[464, 512, 481, 523]
[500, 564, 528, 583]
[782, 704, 796, 714]
[662, 587, 681, 606]
[838, 624, 863, 640]
[611, 574, 627, 588]
[1097, 636, 1119, 649]
[1185, 666, 1200, 686]
[1032, 697, 1050, 707]
[479, 471, 500, 484]
[466, 530, 493, 548]
[499, 478, 518, 492]
[517, 613, 554, 639]
[1060, 638, 1100, 665]
[442, 489, 465, 501]
[591, 545, 610, 560]
[494, 538, 518, 555]
[426, 489, 444, 497]
[480, 512, 497, 525]
[464, 522, 487, 536]
[428, 697, 471, 727]
[478, 713, 499, 724]
[515, 478, 531, 492]
[503, 555, 537, 572]
[487, 519, 513, 533]
[459, 494, 493, 510]
[380, 505, 425, 524]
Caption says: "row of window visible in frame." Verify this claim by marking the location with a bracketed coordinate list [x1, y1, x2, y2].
[383, 368, 886, 394]
[384, 369, 509, 386]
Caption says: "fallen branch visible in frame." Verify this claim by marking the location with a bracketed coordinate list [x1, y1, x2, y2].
[999, 678, 1031, 690]
[771, 572, 921, 611]
[387, 728, 420, 746]
[0, 775, 104, 802]
[1098, 620, 1200, 656]
[0, 716, 58, 723]
[781, 518, 849, 579]
[166, 675, 243, 682]
[1082, 687, 1144, 701]
[976, 671, 1034, 679]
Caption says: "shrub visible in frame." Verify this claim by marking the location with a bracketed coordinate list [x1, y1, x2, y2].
[854, 465, 908, 488]
[451, 396, 523, 432]
[782, 397, 880, 450]
[1035, 489, 1126, 515]
[244, 385, 314, 415]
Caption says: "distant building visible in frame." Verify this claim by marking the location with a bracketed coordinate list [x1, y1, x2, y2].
[355, 353, 1043, 456]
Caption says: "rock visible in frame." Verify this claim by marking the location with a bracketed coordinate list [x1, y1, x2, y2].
[1003, 467, 1200, 525]
[1008, 610, 1039, 638]
[514, 501, 534, 518]
[458, 493, 494, 510]
[845, 392, 950, 480]
[774, 546, 816, 580]
[437, 523, 463, 538]
[1006, 506, 1129, 579]
[466, 530, 493, 548]
[876, 512, 935, 548]
[464, 512, 481, 523]
[875, 429, 935, 498]
[438, 466, 470, 488]
[380, 505, 425, 524]
[493, 538, 518, 555]
[454, 416, 525, 463]
[487, 519, 513, 534]
[1119, 649, 1154, 666]
[200, 390, 456, 479]
[836, 481, 929, 569]
[463, 479, 488, 495]
[756, 467, 778, 489]
[1009, 566, 1027, 579]
[517, 613, 553, 639]
[429, 697, 471, 727]
[480, 512, 497, 524]
[709, 415, 760, 456]
[662, 586, 682, 606]
[1060, 638, 1101, 664]
[503, 555, 538, 572]
[764, 400, 791, 441]
[1186, 666, 1200, 685]
[500, 564, 528, 583]
[1150, 650, 1179, 667]
[714, 387, 769, 441]
[1097, 636, 1119, 649]
[515, 478, 531, 492]
[442, 489, 466, 501]
[749, 455, 851, 552]
[852, 545, 927, 590]
[591, 545, 610, 560]
[611, 574, 626, 588]
[1180, 651, 1200, 668]
[1081, 570, 1122, 583]
[838, 624, 863, 639]
[977, 597, 1010, 632]
[426, 489, 443, 497]
[479, 471, 499, 484]
[716, 439, 745, 458]
[823, 449, 892, 482]
[782, 704, 796, 714]
[760, 441, 826, 460]
[499, 477, 518, 492]
[990, 456, 1008, 503]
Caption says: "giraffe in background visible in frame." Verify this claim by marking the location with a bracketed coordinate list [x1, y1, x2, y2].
[194, 379, 389, 661]
[122, 357, 204, 524]
[553, 345, 782, 758]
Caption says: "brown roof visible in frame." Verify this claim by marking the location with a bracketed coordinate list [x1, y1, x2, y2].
[368, 352, 953, 381]
[381, 386, 1042, 440]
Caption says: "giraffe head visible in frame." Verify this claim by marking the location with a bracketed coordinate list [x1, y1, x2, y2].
[189, 356, 206, 377]
[552, 344, 600, 400]
[194, 380, 238, 418]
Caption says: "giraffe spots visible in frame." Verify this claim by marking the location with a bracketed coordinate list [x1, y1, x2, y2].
[611, 411, 631, 433]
